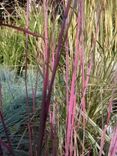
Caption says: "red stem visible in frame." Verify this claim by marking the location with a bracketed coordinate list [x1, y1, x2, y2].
[25, 1, 33, 156]
[0, 23, 44, 39]
[37, 0, 71, 155]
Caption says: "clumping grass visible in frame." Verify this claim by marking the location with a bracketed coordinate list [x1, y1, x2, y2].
[0, 66, 43, 155]
[0, 0, 117, 156]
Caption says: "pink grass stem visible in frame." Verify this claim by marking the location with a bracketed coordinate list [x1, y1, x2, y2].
[37, 0, 71, 155]
[37, 0, 50, 154]
[65, 1, 84, 155]
[65, 38, 69, 108]
[0, 23, 44, 39]
[99, 98, 113, 156]
[70, 95, 76, 156]
[99, 125, 108, 156]
[108, 126, 117, 156]
[25, 1, 33, 156]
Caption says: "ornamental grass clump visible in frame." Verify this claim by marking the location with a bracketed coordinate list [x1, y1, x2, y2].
[0, 0, 117, 155]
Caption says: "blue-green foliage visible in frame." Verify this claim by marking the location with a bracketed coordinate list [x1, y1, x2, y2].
[0, 67, 43, 154]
